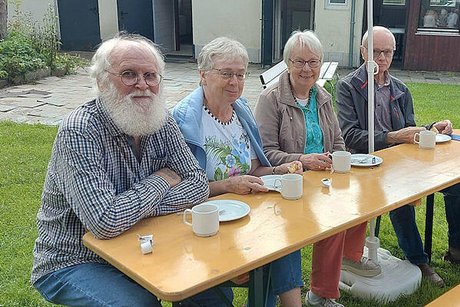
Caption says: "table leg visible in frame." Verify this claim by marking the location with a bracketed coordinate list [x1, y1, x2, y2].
[248, 265, 270, 307]
[425, 194, 435, 263]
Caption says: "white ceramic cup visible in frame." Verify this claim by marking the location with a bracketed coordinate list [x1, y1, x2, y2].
[332, 151, 351, 173]
[274, 173, 303, 200]
[183, 203, 219, 237]
[414, 130, 436, 149]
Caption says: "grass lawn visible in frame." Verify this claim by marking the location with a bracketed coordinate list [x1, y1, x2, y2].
[1, 82, 459, 306]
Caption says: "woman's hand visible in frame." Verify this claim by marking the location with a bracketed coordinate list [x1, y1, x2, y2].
[299, 153, 332, 171]
[227, 175, 269, 194]
[276, 161, 304, 174]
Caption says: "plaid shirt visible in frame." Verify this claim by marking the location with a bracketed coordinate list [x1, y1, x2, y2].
[31, 99, 209, 284]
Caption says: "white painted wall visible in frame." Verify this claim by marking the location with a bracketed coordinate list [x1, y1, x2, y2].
[98, 0, 119, 41]
[192, 0, 262, 63]
[7, 0, 55, 25]
[314, 0, 364, 67]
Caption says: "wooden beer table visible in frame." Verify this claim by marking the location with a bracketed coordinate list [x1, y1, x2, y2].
[83, 131, 460, 305]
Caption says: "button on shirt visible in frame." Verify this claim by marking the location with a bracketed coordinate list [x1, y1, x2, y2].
[374, 73, 392, 131]
[31, 98, 209, 284]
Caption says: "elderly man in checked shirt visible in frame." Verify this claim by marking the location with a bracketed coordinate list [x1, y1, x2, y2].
[30, 33, 226, 306]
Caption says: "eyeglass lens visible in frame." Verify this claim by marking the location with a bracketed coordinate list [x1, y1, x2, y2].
[213, 69, 247, 81]
[373, 49, 394, 58]
[290, 59, 321, 69]
[120, 70, 162, 86]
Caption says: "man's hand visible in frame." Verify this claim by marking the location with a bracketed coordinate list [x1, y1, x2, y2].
[386, 127, 426, 144]
[299, 153, 332, 171]
[434, 119, 453, 135]
[154, 168, 181, 187]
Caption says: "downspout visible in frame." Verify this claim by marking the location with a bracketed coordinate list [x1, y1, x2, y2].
[348, 0, 356, 68]
[261, 0, 274, 67]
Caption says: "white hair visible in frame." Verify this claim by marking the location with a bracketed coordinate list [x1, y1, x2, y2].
[197, 37, 249, 71]
[99, 80, 167, 136]
[361, 26, 396, 49]
[90, 32, 165, 88]
[283, 30, 323, 65]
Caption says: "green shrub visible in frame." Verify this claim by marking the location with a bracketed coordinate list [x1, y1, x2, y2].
[0, 31, 47, 80]
[0, 3, 88, 83]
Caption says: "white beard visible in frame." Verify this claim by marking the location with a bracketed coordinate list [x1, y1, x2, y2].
[99, 82, 167, 136]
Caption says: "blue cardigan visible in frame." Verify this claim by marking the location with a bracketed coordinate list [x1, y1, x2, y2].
[172, 86, 271, 170]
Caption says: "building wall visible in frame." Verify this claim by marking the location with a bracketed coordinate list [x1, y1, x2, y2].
[98, 0, 118, 41]
[404, 0, 460, 71]
[314, 0, 364, 67]
[7, 0, 55, 25]
[192, 0, 262, 63]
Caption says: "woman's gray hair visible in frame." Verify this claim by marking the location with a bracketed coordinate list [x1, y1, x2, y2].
[283, 30, 323, 65]
[197, 37, 249, 71]
[90, 32, 165, 84]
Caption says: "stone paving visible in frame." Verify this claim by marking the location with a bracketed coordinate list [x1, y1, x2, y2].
[1, 61, 459, 125]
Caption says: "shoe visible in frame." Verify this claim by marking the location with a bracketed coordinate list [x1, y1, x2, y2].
[443, 246, 460, 264]
[305, 291, 344, 307]
[417, 263, 445, 288]
[341, 256, 381, 277]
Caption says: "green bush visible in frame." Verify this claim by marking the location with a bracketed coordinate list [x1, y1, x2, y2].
[0, 4, 88, 83]
[0, 31, 47, 80]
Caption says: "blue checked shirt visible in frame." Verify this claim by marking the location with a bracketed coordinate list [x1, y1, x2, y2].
[31, 98, 209, 284]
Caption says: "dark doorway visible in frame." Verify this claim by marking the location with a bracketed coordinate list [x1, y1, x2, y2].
[57, 0, 101, 51]
[263, 0, 314, 65]
[167, 0, 193, 59]
[117, 0, 154, 41]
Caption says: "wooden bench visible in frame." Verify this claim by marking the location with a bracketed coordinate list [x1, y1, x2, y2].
[259, 61, 339, 89]
[425, 284, 460, 306]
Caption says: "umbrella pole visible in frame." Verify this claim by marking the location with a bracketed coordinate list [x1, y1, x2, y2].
[365, 0, 380, 262]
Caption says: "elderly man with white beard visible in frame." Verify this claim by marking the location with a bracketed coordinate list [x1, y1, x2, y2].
[30, 33, 215, 306]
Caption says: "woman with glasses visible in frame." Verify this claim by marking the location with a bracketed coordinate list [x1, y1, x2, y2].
[254, 30, 380, 307]
[173, 37, 303, 306]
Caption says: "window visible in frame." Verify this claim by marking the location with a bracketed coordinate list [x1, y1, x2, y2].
[325, 0, 348, 10]
[418, 0, 459, 33]
[383, 0, 406, 5]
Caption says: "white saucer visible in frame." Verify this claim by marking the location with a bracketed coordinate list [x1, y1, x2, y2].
[260, 175, 282, 191]
[351, 154, 383, 167]
[436, 134, 451, 143]
[203, 200, 251, 222]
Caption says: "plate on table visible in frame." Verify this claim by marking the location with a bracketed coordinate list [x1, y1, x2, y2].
[204, 200, 251, 222]
[436, 134, 451, 143]
[350, 154, 383, 167]
[260, 175, 282, 191]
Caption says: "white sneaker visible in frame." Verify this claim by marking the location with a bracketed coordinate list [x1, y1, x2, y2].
[305, 291, 345, 307]
[342, 256, 381, 277]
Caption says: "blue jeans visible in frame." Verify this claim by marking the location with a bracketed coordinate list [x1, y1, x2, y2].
[34, 263, 232, 307]
[176, 250, 303, 307]
[264, 250, 303, 307]
[389, 183, 460, 264]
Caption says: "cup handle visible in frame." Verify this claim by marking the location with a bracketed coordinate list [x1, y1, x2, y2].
[183, 209, 192, 226]
[414, 133, 420, 144]
[273, 179, 282, 192]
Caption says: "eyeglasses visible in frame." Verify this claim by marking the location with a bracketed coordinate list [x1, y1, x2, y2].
[289, 59, 321, 69]
[211, 69, 248, 81]
[363, 47, 394, 59]
[106, 70, 163, 87]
